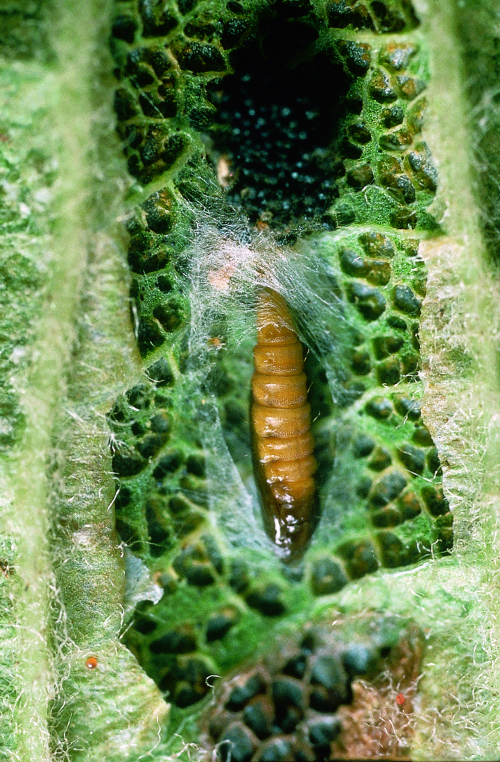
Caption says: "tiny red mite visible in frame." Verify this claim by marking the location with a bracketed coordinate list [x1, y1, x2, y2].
[250, 288, 318, 562]
[86, 656, 98, 669]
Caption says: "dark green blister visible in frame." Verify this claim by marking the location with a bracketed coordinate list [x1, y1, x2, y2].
[108, 0, 449, 740]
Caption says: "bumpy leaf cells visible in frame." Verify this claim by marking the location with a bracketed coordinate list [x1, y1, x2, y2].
[108, 0, 451, 742]
[202, 615, 423, 760]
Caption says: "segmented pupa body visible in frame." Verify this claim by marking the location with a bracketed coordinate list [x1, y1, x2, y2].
[251, 288, 318, 562]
